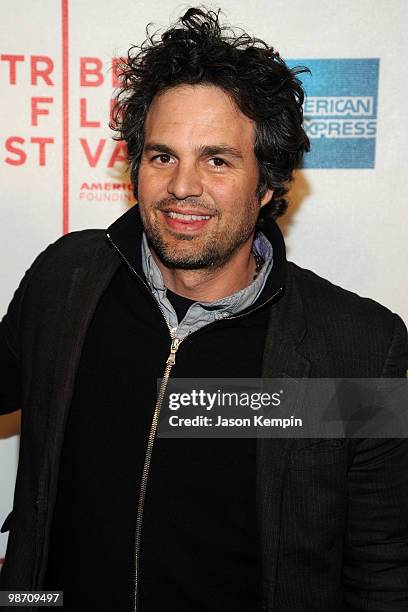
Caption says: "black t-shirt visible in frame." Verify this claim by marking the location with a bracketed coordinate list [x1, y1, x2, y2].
[165, 288, 195, 322]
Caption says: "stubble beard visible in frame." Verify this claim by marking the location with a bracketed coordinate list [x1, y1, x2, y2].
[139, 197, 259, 271]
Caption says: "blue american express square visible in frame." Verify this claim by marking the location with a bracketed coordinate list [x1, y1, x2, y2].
[287, 58, 380, 168]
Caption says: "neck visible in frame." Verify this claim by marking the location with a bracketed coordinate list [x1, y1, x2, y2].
[151, 240, 259, 302]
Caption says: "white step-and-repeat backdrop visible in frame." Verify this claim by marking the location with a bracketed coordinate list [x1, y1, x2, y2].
[1, 0, 407, 563]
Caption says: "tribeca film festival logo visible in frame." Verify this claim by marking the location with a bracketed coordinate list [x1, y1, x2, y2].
[288, 58, 380, 168]
[1, 55, 125, 167]
[0, 54, 134, 204]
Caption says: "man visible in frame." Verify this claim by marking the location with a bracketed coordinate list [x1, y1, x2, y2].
[0, 7, 407, 612]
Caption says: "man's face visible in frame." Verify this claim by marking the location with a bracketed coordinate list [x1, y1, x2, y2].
[137, 84, 273, 270]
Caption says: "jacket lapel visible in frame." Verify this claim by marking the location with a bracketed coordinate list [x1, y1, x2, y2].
[36, 239, 122, 585]
[257, 268, 311, 611]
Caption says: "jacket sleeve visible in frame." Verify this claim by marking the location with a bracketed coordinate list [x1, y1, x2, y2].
[0, 244, 55, 415]
[343, 314, 408, 610]
[0, 322, 20, 415]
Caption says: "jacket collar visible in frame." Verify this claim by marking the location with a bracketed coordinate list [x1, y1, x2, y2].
[105, 203, 287, 310]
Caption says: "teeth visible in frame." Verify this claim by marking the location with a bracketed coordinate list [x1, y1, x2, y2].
[166, 211, 211, 221]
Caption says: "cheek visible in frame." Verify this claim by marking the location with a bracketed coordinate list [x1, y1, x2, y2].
[208, 177, 240, 206]
[208, 176, 256, 211]
[137, 167, 163, 201]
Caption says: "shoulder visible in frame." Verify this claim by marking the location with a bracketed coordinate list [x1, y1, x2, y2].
[286, 262, 407, 376]
[21, 229, 108, 283]
[1, 229, 112, 357]
[288, 260, 399, 331]
[8, 228, 113, 316]
[35, 228, 106, 263]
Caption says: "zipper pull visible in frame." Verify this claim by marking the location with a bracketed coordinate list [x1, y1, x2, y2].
[166, 337, 181, 366]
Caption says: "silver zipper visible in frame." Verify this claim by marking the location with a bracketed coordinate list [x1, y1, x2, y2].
[106, 231, 283, 611]
[133, 334, 182, 611]
[106, 233, 184, 610]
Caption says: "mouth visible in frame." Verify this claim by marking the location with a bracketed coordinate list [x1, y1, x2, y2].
[161, 209, 215, 232]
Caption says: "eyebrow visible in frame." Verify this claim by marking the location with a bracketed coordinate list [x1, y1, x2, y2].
[143, 142, 244, 160]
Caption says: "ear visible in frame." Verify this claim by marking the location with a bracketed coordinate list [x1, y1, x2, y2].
[260, 188, 273, 207]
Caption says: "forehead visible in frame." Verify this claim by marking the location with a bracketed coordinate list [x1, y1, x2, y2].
[144, 84, 256, 149]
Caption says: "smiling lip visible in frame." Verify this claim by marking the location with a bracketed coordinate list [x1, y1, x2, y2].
[161, 208, 215, 232]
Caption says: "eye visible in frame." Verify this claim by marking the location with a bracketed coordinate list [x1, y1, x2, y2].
[209, 157, 227, 167]
[152, 154, 174, 164]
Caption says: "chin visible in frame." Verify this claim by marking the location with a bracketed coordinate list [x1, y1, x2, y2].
[154, 247, 212, 270]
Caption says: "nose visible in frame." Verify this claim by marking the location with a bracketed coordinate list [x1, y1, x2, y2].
[166, 161, 203, 200]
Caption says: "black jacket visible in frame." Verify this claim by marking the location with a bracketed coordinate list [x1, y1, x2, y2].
[1, 205, 407, 611]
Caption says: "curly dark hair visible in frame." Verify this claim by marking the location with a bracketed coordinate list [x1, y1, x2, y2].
[111, 7, 310, 219]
